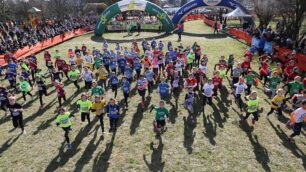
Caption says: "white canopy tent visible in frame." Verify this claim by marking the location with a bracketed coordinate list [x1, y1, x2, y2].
[222, 7, 251, 18]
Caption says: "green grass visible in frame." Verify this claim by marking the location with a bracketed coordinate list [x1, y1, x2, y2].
[184, 20, 215, 34]
[0, 21, 305, 172]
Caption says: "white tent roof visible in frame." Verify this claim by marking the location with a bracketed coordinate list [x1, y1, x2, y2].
[223, 7, 251, 18]
[28, 7, 42, 13]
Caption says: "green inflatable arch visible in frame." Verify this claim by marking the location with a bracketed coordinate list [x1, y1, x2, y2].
[94, 0, 174, 36]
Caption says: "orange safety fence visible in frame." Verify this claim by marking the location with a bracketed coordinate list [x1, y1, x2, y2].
[0, 28, 91, 66]
[203, 18, 221, 29]
[183, 14, 204, 21]
[228, 28, 252, 44]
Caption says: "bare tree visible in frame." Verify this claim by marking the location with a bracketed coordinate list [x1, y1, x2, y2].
[181, 0, 187, 6]
[278, 0, 306, 45]
[253, 0, 277, 27]
[0, 0, 11, 21]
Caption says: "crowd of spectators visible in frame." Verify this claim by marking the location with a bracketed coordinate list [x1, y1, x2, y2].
[244, 22, 306, 55]
[0, 14, 98, 55]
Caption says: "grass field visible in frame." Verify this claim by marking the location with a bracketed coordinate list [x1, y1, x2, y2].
[0, 21, 305, 172]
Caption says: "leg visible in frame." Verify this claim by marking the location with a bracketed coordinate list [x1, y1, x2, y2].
[64, 127, 70, 143]
[98, 115, 104, 132]
[266, 107, 275, 116]
[39, 92, 43, 106]
[86, 113, 90, 125]
[58, 97, 62, 107]
[22, 92, 27, 101]
[243, 112, 251, 120]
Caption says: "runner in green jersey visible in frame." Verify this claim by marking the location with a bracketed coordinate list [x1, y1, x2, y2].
[150, 100, 169, 134]
[56, 107, 74, 150]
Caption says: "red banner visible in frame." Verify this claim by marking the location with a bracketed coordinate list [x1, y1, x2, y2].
[228, 28, 252, 44]
[0, 28, 91, 66]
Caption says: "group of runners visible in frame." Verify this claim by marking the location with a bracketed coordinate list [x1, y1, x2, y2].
[0, 38, 305, 150]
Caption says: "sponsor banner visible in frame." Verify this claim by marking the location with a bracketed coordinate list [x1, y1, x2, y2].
[106, 24, 160, 31]
[203, 0, 222, 6]
[95, 0, 173, 36]
[118, 0, 147, 12]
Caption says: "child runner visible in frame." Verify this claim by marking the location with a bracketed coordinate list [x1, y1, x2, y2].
[108, 72, 119, 98]
[266, 88, 285, 119]
[19, 76, 33, 103]
[81, 66, 94, 92]
[91, 96, 106, 134]
[287, 99, 306, 142]
[133, 58, 142, 80]
[232, 63, 242, 87]
[124, 64, 134, 84]
[158, 78, 170, 100]
[171, 75, 180, 97]
[6, 95, 25, 134]
[226, 54, 235, 76]
[5, 70, 17, 90]
[245, 70, 256, 95]
[68, 65, 81, 91]
[202, 78, 214, 107]
[240, 91, 260, 125]
[55, 107, 74, 150]
[96, 64, 108, 89]
[36, 76, 48, 108]
[76, 93, 92, 125]
[55, 81, 66, 107]
[185, 87, 196, 122]
[264, 71, 281, 98]
[233, 77, 248, 111]
[212, 71, 223, 97]
[284, 76, 303, 100]
[106, 98, 120, 132]
[121, 76, 131, 108]
[150, 100, 170, 134]
[144, 68, 155, 95]
[137, 75, 148, 108]
[91, 80, 105, 97]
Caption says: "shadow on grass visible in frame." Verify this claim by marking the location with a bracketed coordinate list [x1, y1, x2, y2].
[92, 131, 116, 172]
[268, 120, 306, 170]
[0, 115, 11, 126]
[211, 104, 227, 128]
[203, 112, 217, 145]
[183, 116, 196, 154]
[239, 121, 271, 171]
[129, 96, 151, 135]
[74, 125, 104, 172]
[0, 133, 21, 155]
[45, 118, 98, 172]
[143, 136, 165, 171]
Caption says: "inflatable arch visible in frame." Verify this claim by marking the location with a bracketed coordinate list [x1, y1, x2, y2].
[94, 0, 174, 36]
[172, 0, 252, 25]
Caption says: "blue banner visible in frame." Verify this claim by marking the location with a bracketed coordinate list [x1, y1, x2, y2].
[263, 41, 273, 54]
[252, 37, 260, 48]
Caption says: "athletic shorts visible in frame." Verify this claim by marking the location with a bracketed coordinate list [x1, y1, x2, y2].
[156, 120, 166, 128]
[138, 89, 146, 96]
